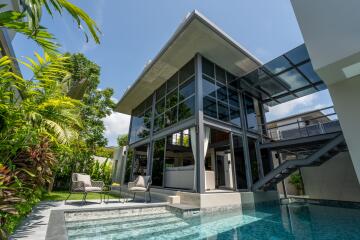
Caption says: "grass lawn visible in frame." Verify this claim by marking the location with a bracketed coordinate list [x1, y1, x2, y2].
[42, 191, 119, 201]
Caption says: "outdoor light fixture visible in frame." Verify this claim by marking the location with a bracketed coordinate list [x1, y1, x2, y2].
[342, 62, 360, 78]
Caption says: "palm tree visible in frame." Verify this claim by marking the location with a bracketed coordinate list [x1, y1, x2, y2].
[0, 0, 100, 53]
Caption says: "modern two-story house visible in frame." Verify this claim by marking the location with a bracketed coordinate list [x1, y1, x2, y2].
[115, 11, 350, 208]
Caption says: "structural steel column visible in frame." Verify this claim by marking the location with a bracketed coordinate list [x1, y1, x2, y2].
[238, 92, 253, 190]
[146, 94, 156, 176]
[195, 54, 206, 193]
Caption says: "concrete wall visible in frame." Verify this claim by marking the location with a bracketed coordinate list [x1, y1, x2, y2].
[291, 0, 360, 182]
[301, 151, 360, 202]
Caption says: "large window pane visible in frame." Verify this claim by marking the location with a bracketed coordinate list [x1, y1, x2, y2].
[179, 78, 195, 101]
[298, 62, 322, 83]
[152, 139, 165, 186]
[204, 96, 217, 118]
[264, 56, 292, 74]
[233, 135, 247, 189]
[203, 76, 217, 98]
[277, 69, 309, 90]
[228, 88, 239, 107]
[244, 95, 259, 131]
[164, 129, 194, 189]
[179, 59, 194, 84]
[248, 137, 259, 184]
[154, 114, 164, 132]
[202, 57, 215, 78]
[217, 83, 228, 102]
[167, 73, 178, 93]
[230, 106, 241, 126]
[155, 98, 165, 115]
[217, 101, 229, 122]
[165, 106, 177, 127]
[178, 96, 195, 121]
[215, 65, 226, 84]
[285, 44, 309, 65]
[156, 83, 166, 100]
[166, 89, 178, 109]
[132, 144, 148, 179]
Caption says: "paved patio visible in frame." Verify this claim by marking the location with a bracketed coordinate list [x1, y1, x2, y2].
[10, 198, 167, 240]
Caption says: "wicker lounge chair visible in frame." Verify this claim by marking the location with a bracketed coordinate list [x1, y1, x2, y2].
[128, 175, 152, 203]
[65, 173, 104, 204]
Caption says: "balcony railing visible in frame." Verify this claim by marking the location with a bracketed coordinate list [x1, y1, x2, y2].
[265, 106, 341, 141]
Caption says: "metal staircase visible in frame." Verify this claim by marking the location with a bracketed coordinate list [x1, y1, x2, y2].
[253, 133, 345, 191]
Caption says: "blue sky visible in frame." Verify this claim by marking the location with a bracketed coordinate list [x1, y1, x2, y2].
[12, 0, 333, 146]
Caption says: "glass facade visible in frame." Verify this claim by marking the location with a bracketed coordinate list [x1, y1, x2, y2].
[202, 57, 242, 126]
[127, 55, 270, 192]
[129, 58, 195, 144]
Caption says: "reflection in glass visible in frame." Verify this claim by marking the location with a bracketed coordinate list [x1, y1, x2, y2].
[167, 73, 178, 93]
[155, 98, 165, 115]
[202, 57, 215, 77]
[179, 78, 195, 101]
[285, 44, 309, 65]
[165, 106, 177, 127]
[298, 62, 322, 83]
[152, 138, 165, 186]
[230, 106, 241, 126]
[217, 83, 228, 102]
[264, 56, 292, 74]
[203, 76, 217, 98]
[260, 79, 287, 96]
[154, 114, 164, 132]
[178, 96, 195, 121]
[204, 96, 217, 118]
[248, 137, 259, 183]
[244, 95, 261, 131]
[216, 65, 226, 84]
[228, 88, 239, 107]
[233, 135, 247, 189]
[217, 101, 229, 121]
[166, 89, 178, 109]
[179, 59, 194, 84]
[277, 69, 309, 90]
[133, 144, 148, 179]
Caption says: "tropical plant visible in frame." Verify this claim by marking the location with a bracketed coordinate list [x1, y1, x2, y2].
[0, 53, 83, 238]
[289, 172, 304, 195]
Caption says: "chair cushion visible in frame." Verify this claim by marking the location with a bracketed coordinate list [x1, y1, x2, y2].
[77, 174, 92, 187]
[135, 176, 145, 187]
[129, 186, 147, 192]
[135, 176, 150, 188]
[85, 186, 102, 192]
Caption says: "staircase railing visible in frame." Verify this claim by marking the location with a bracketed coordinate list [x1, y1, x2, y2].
[261, 106, 341, 142]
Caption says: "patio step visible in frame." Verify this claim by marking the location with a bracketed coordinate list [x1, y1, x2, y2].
[66, 211, 173, 229]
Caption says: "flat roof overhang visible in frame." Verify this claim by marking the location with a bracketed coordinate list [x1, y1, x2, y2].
[115, 10, 261, 114]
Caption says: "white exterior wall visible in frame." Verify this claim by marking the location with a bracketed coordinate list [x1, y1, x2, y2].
[291, 0, 360, 182]
[301, 152, 360, 202]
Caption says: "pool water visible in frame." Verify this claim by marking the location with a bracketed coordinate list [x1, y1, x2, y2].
[65, 203, 360, 240]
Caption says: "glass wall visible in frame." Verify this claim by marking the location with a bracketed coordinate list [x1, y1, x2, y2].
[248, 137, 259, 183]
[244, 94, 262, 132]
[202, 57, 241, 126]
[163, 129, 195, 190]
[129, 96, 153, 144]
[154, 59, 195, 133]
[132, 144, 148, 179]
[232, 135, 248, 190]
[152, 138, 165, 187]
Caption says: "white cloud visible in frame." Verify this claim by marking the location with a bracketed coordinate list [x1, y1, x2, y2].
[102, 112, 130, 146]
[266, 93, 326, 121]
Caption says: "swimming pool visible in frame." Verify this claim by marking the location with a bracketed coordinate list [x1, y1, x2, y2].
[65, 203, 360, 240]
